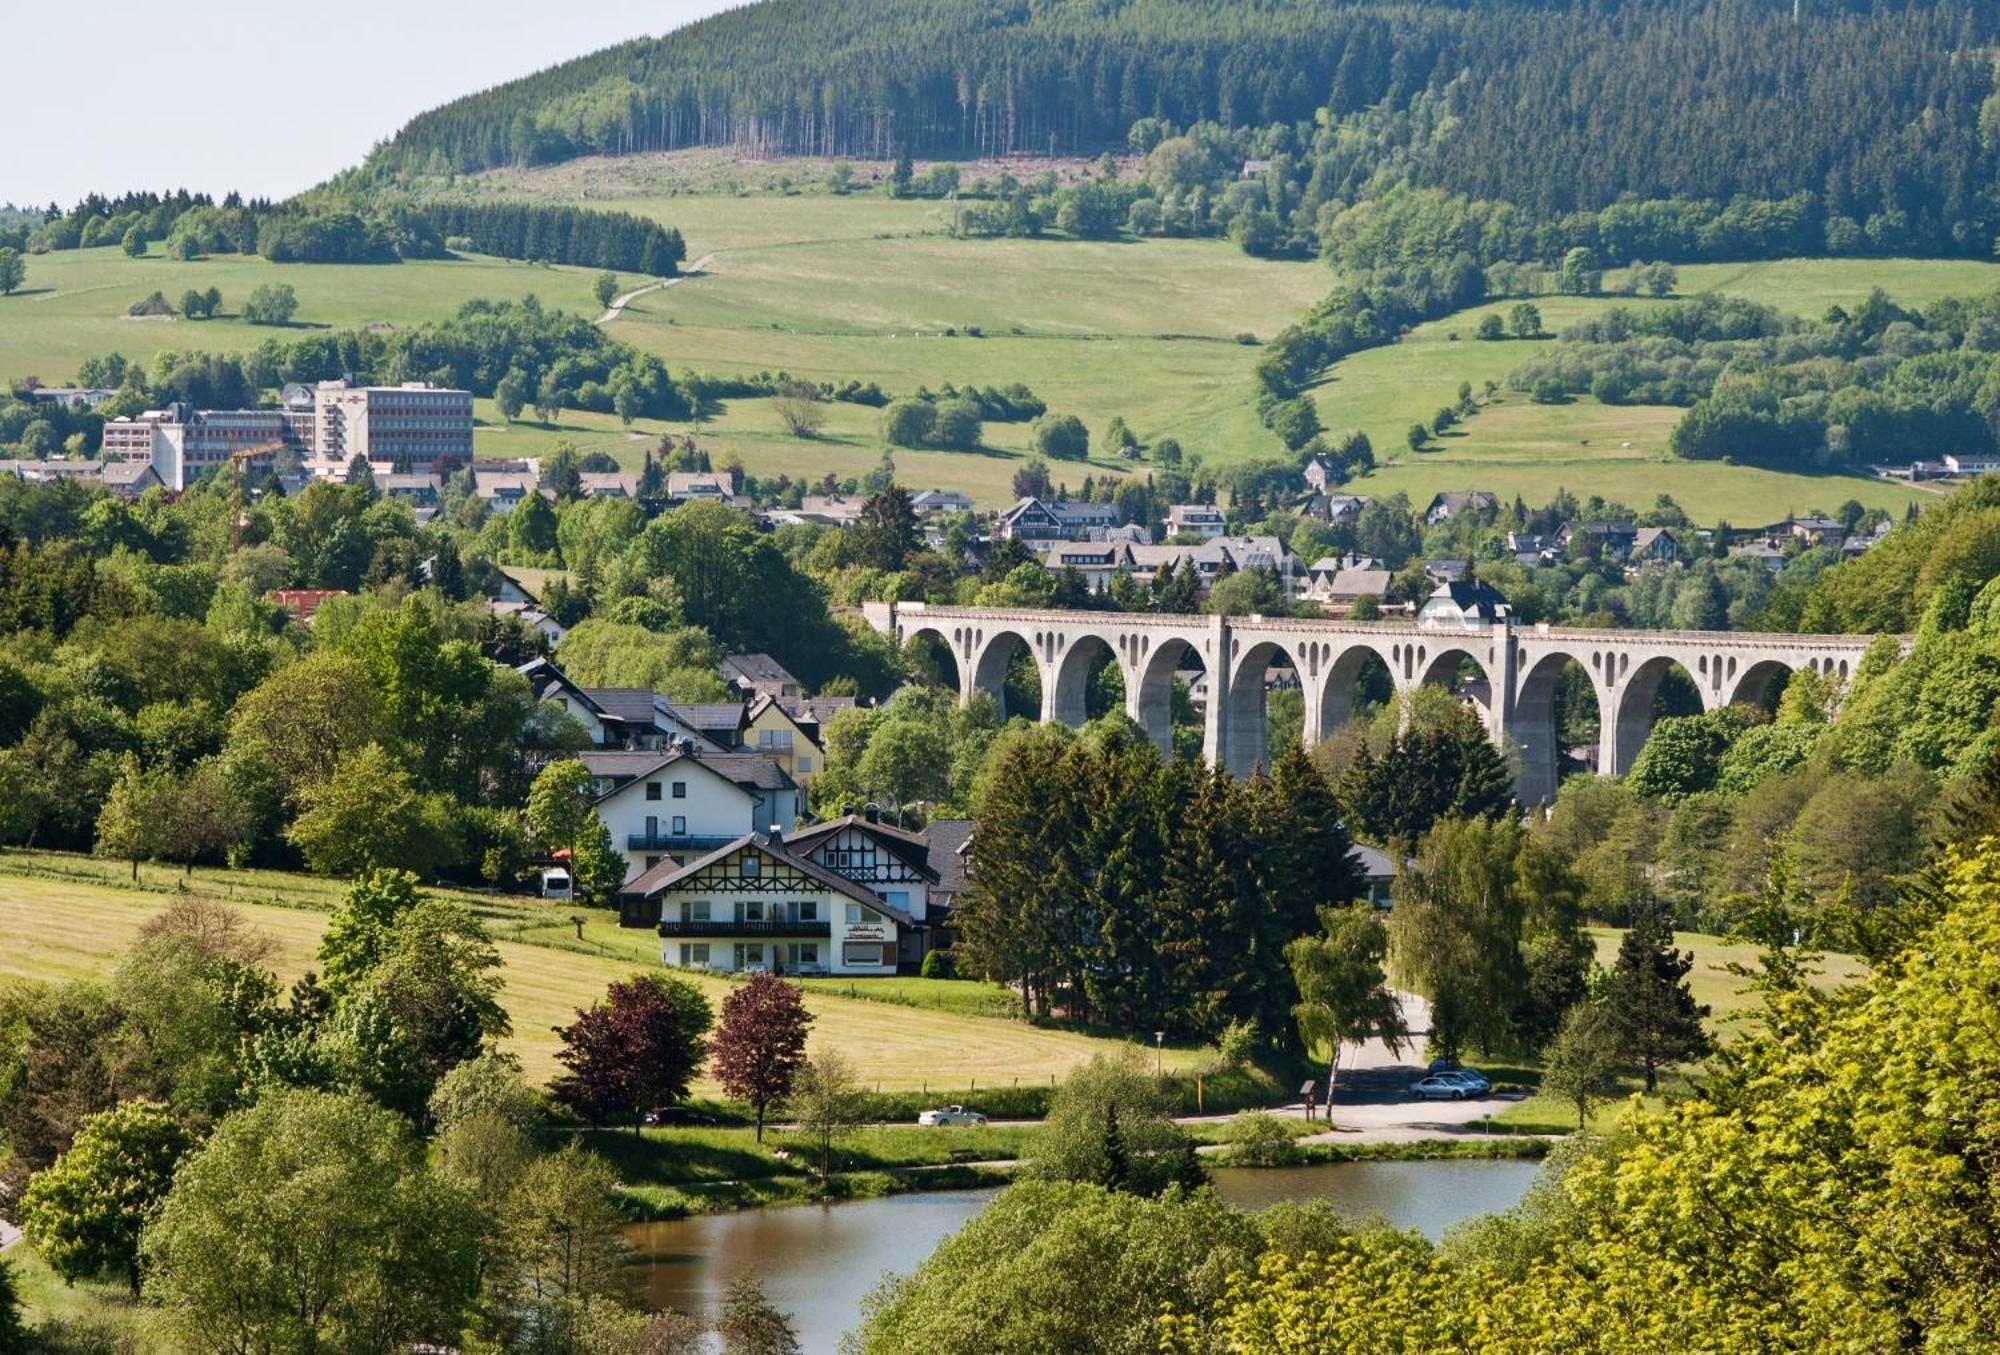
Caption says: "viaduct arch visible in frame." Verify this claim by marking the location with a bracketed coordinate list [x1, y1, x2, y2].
[876, 604, 1886, 803]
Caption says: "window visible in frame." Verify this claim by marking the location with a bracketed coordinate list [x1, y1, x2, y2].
[672, 816, 686, 835]
[735, 900, 763, 923]
[798, 943, 818, 965]
[671, 782, 686, 799]
[686, 900, 710, 922]
[884, 891, 910, 915]
[645, 856, 660, 870]
[734, 943, 765, 970]
[798, 900, 817, 922]
[796, 756, 813, 772]
[742, 856, 760, 877]
[845, 903, 864, 924]
[843, 942, 883, 967]
[645, 782, 661, 801]
[645, 815, 658, 838]
[690, 944, 709, 963]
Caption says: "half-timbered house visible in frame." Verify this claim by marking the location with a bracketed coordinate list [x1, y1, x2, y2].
[619, 832, 913, 977]
[785, 815, 943, 968]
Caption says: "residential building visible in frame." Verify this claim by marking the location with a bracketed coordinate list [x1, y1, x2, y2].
[743, 695, 827, 779]
[799, 493, 865, 526]
[1729, 541, 1787, 571]
[474, 470, 543, 515]
[516, 659, 615, 745]
[1165, 503, 1227, 540]
[578, 472, 639, 500]
[675, 703, 750, 750]
[266, 589, 348, 623]
[910, 488, 974, 516]
[1301, 452, 1343, 493]
[378, 473, 443, 523]
[1422, 491, 1498, 526]
[0, 459, 158, 498]
[579, 689, 729, 752]
[919, 817, 975, 925]
[1630, 526, 1680, 566]
[1559, 521, 1639, 559]
[620, 832, 912, 977]
[489, 599, 564, 645]
[1307, 562, 1394, 611]
[721, 653, 803, 703]
[667, 469, 743, 503]
[100, 461, 164, 498]
[995, 496, 1121, 541]
[1945, 453, 2000, 476]
[311, 379, 473, 474]
[1351, 842, 1399, 910]
[1423, 558, 1472, 586]
[1044, 541, 1125, 590]
[1418, 579, 1511, 629]
[25, 387, 118, 410]
[1311, 492, 1369, 528]
[786, 815, 945, 967]
[582, 745, 801, 881]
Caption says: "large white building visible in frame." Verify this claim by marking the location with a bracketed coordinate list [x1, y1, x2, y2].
[99, 380, 473, 491]
[580, 745, 801, 882]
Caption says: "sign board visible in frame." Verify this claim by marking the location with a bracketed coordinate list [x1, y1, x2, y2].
[845, 924, 889, 943]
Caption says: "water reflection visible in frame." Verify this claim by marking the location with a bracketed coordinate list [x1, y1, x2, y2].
[623, 1159, 1539, 1353]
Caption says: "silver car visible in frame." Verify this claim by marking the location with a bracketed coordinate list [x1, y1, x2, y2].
[917, 1105, 988, 1126]
[1410, 1074, 1477, 1100]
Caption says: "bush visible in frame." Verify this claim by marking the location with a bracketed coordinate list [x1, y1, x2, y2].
[919, 948, 958, 980]
[1033, 412, 1090, 461]
[883, 398, 936, 448]
[1222, 1110, 1303, 1167]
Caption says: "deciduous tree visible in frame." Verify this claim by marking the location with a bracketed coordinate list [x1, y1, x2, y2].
[21, 1100, 188, 1296]
[710, 973, 813, 1141]
[551, 974, 713, 1129]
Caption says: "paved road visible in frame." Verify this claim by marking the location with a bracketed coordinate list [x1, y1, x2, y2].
[0, 1219, 19, 1251]
[595, 254, 713, 324]
[1282, 994, 1532, 1145]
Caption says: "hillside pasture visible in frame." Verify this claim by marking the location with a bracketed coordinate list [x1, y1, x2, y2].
[0, 243, 633, 386]
[0, 852, 1205, 1091]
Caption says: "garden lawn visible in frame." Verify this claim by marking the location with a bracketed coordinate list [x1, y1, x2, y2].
[0, 851, 1210, 1091]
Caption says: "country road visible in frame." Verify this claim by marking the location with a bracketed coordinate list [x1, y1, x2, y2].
[595, 253, 713, 324]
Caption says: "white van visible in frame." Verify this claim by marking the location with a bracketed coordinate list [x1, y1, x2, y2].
[539, 868, 573, 900]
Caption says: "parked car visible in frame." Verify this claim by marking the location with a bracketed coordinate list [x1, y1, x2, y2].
[1434, 1068, 1491, 1094]
[917, 1105, 988, 1126]
[1410, 1074, 1477, 1101]
[643, 1105, 718, 1127]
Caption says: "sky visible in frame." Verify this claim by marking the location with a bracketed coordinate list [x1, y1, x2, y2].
[7, 0, 738, 208]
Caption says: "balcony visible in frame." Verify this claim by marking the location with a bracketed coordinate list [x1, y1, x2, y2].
[658, 919, 831, 938]
[627, 833, 737, 853]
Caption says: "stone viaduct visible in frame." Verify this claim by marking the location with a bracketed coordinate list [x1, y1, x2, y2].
[867, 603, 1885, 804]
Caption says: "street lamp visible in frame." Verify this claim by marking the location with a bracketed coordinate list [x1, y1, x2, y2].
[1154, 1030, 1165, 1077]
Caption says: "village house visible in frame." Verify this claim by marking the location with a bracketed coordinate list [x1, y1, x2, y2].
[721, 653, 802, 702]
[1308, 492, 1369, 529]
[1423, 491, 1499, 526]
[785, 814, 947, 968]
[583, 744, 801, 881]
[619, 831, 914, 977]
[578, 471, 640, 500]
[378, 473, 443, 523]
[473, 469, 542, 515]
[1418, 579, 1511, 630]
[1306, 560, 1395, 611]
[667, 469, 745, 504]
[798, 493, 866, 527]
[1630, 526, 1680, 566]
[995, 496, 1122, 541]
[910, 488, 974, 517]
[1164, 503, 1227, 540]
[1043, 541, 1126, 590]
[515, 658, 616, 746]
[742, 694, 841, 780]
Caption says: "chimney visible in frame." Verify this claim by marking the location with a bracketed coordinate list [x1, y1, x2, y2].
[768, 824, 783, 845]
[863, 805, 879, 823]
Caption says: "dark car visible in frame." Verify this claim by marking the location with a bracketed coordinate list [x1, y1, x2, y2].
[643, 1105, 717, 1127]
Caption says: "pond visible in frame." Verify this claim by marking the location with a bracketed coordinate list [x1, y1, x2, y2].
[623, 1157, 1541, 1352]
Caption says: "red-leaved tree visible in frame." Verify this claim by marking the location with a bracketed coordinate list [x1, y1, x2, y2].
[551, 973, 713, 1132]
[710, 973, 814, 1141]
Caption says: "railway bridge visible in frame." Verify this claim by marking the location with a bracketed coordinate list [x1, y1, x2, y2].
[866, 603, 1885, 803]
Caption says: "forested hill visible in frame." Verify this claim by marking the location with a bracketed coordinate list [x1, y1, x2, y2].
[371, 0, 2000, 236]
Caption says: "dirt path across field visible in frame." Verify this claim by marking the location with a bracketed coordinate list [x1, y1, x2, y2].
[596, 253, 713, 323]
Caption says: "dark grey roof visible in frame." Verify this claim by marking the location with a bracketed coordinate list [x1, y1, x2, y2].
[785, 696, 856, 733]
[1348, 842, 1398, 880]
[583, 746, 795, 795]
[579, 687, 660, 725]
[922, 818, 976, 900]
[672, 703, 749, 733]
[621, 832, 917, 925]
[721, 653, 799, 687]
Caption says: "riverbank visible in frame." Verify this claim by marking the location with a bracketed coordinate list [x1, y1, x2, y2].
[593, 1118, 1550, 1219]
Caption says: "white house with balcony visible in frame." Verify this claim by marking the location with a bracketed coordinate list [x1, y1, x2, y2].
[581, 746, 800, 882]
[618, 832, 913, 977]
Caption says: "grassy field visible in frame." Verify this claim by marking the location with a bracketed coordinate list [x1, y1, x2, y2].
[1311, 297, 1935, 522]
[1487, 926, 1871, 1133]
[0, 851, 1210, 1091]
[0, 243, 631, 386]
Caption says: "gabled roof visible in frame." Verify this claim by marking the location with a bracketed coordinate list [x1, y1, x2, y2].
[784, 696, 856, 735]
[581, 687, 664, 726]
[1425, 579, 1511, 617]
[785, 815, 940, 881]
[672, 703, 750, 735]
[620, 832, 917, 925]
[920, 818, 975, 899]
[581, 745, 796, 795]
[721, 652, 801, 693]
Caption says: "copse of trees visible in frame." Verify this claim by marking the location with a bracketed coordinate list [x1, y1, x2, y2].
[424, 201, 686, 275]
[957, 720, 1362, 1043]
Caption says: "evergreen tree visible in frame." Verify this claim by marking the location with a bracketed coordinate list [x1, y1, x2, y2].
[1603, 894, 1711, 1092]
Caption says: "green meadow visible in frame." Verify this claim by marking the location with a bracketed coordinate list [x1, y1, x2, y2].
[8, 179, 2000, 520]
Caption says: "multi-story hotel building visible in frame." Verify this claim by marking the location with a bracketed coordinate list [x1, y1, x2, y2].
[311, 379, 474, 474]
[98, 381, 473, 490]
